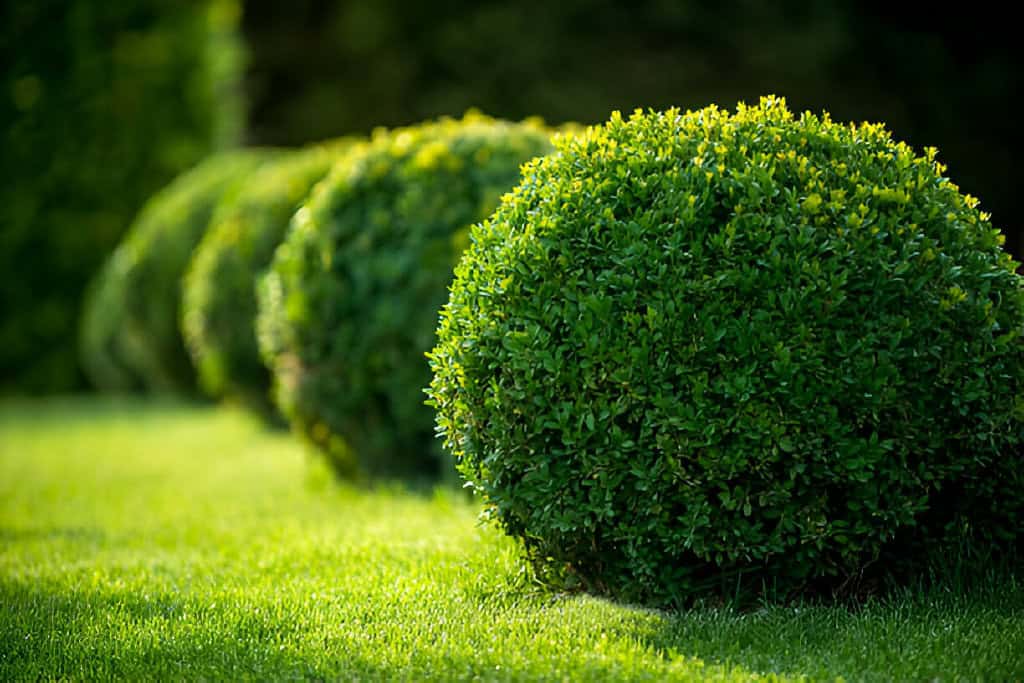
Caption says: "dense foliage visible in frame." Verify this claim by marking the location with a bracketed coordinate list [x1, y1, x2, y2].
[81, 150, 271, 394]
[258, 113, 554, 478]
[182, 140, 356, 415]
[429, 97, 1024, 604]
[1, 0, 245, 392]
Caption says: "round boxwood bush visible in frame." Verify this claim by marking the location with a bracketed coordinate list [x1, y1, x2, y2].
[428, 96, 1024, 604]
[182, 139, 357, 415]
[81, 150, 272, 393]
[258, 112, 555, 478]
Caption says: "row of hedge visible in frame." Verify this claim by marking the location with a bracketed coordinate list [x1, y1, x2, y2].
[82, 112, 555, 480]
[82, 150, 272, 394]
[83, 99, 1023, 605]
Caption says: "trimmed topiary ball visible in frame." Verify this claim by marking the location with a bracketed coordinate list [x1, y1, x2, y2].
[182, 139, 357, 416]
[428, 96, 1024, 604]
[258, 112, 555, 479]
[81, 150, 272, 394]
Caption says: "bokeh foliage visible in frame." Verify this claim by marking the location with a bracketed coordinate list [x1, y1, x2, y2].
[1, 0, 245, 391]
[182, 139, 356, 415]
[81, 150, 270, 394]
[242, 0, 1021, 259]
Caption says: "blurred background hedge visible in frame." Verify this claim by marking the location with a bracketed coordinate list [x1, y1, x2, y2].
[182, 140, 356, 415]
[2, 0, 1020, 393]
[242, 0, 1021, 255]
[81, 150, 271, 395]
[1, 0, 244, 392]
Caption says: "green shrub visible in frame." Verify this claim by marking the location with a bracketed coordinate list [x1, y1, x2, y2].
[182, 139, 357, 415]
[1, 0, 245, 392]
[428, 96, 1024, 605]
[258, 112, 555, 478]
[79, 252, 144, 394]
[81, 150, 272, 394]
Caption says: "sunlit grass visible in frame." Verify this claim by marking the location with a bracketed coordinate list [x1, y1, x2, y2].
[1, 398, 1021, 681]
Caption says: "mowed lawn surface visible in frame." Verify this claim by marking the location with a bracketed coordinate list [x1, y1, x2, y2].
[1, 399, 1022, 681]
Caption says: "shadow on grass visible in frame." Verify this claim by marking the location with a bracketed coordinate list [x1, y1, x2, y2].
[0, 578, 763, 681]
[643, 568, 1024, 680]
[5, 571, 1023, 681]
[0, 579, 336, 680]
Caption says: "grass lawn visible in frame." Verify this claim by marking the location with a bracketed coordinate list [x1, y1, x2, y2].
[1, 398, 1022, 681]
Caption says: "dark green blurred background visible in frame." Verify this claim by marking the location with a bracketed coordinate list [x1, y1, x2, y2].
[3, 0, 1020, 393]
[2, 0, 244, 392]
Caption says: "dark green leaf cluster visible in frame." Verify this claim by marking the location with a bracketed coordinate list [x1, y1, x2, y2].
[258, 113, 554, 478]
[81, 150, 272, 394]
[2, 0, 245, 392]
[182, 140, 357, 416]
[429, 96, 1024, 604]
